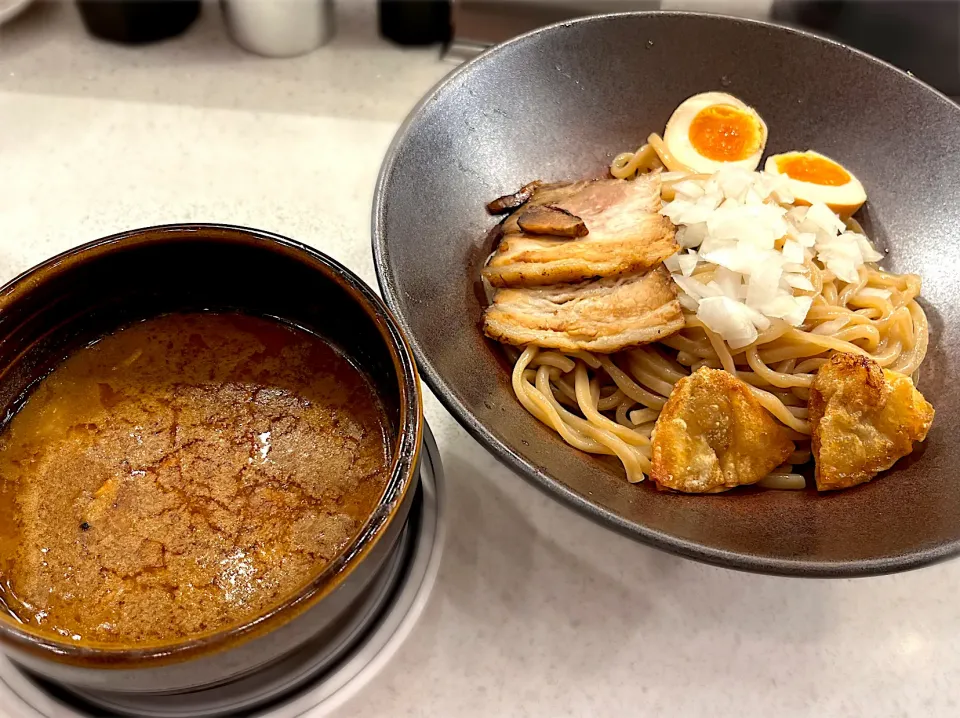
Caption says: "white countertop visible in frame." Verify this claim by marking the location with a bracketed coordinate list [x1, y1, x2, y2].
[2, 3, 959, 717]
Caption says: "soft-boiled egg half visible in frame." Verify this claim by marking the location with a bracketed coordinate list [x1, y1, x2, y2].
[663, 92, 768, 173]
[764, 150, 867, 217]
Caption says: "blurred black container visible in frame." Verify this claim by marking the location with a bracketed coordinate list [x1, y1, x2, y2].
[77, 0, 201, 44]
[378, 0, 451, 46]
[773, 0, 960, 98]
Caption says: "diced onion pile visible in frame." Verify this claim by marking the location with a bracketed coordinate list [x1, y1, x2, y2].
[660, 167, 884, 349]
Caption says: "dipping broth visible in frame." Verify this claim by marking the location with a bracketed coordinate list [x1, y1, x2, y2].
[0, 313, 391, 645]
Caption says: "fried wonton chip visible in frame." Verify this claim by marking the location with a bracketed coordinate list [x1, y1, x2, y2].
[809, 352, 934, 491]
[651, 367, 795, 493]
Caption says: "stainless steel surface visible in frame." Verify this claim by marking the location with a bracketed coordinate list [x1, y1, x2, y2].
[0, 424, 445, 718]
[221, 0, 334, 58]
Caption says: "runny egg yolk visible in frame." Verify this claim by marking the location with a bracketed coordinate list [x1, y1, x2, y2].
[687, 105, 764, 162]
[774, 154, 852, 186]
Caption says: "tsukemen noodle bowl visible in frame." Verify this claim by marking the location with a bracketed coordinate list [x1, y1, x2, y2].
[373, 12, 960, 576]
[0, 225, 422, 694]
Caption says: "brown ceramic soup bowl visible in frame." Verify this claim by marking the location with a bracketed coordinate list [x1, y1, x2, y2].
[0, 224, 422, 693]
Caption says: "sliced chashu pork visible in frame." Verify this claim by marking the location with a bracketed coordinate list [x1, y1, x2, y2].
[482, 174, 677, 288]
[483, 267, 684, 353]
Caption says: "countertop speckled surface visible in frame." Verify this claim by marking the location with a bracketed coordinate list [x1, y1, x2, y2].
[1, 3, 960, 717]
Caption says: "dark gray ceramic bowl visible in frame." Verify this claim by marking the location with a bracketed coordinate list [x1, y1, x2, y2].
[373, 12, 960, 577]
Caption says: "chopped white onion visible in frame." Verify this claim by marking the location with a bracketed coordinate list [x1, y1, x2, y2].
[712, 266, 741, 298]
[673, 275, 713, 300]
[672, 180, 705, 199]
[677, 292, 698, 311]
[677, 250, 699, 277]
[663, 252, 682, 273]
[781, 239, 804, 265]
[783, 273, 815, 292]
[696, 296, 758, 349]
[660, 169, 882, 348]
[853, 233, 884, 263]
[804, 202, 847, 235]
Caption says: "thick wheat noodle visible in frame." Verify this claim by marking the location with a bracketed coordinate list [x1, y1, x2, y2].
[597, 388, 626, 412]
[629, 407, 660, 425]
[746, 346, 814, 388]
[849, 293, 895, 317]
[735, 371, 777, 389]
[808, 304, 873, 324]
[574, 364, 651, 448]
[794, 357, 828, 373]
[873, 341, 905, 368]
[758, 473, 807, 490]
[838, 266, 869, 305]
[755, 343, 840, 364]
[517, 353, 606, 448]
[535, 367, 651, 479]
[770, 388, 804, 406]
[834, 323, 882, 350]
[512, 349, 609, 453]
[660, 332, 712, 356]
[554, 378, 583, 409]
[531, 363, 622, 445]
[629, 348, 686, 383]
[775, 358, 797, 373]
[569, 350, 602, 369]
[624, 355, 677, 397]
[636, 422, 657, 438]
[691, 357, 722, 371]
[538, 368, 652, 483]
[806, 257, 825, 295]
[747, 386, 812, 432]
[903, 302, 929, 375]
[655, 346, 691, 375]
[612, 134, 693, 177]
[701, 322, 738, 375]
[596, 355, 668, 409]
[610, 143, 662, 180]
[821, 280, 839, 305]
[615, 400, 634, 427]
[535, 352, 577, 373]
[647, 133, 693, 173]
[810, 317, 850, 337]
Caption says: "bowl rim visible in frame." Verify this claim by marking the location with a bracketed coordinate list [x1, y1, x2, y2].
[372, 10, 960, 578]
[0, 223, 424, 665]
